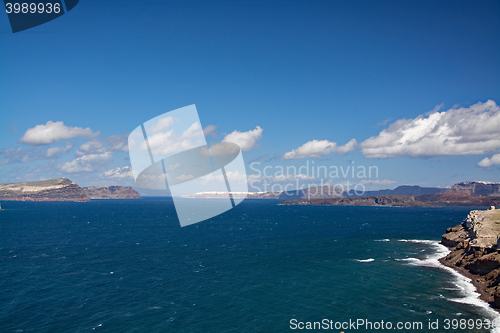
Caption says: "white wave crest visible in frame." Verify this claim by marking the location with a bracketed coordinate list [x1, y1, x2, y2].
[398, 240, 500, 332]
[355, 258, 375, 263]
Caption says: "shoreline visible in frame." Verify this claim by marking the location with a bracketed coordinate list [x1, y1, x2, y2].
[397, 238, 500, 324]
[439, 207, 500, 314]
[438, 256, 498, 310]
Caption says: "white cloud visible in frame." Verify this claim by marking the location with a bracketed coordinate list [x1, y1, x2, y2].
[203, 125, 218, 138]
[45, 143, 73, 158]
[145, 122, 205, 156]
[177, 174, 195, 181]
[358, 179, 396, 185]
[360, 100, 500, 158]
[166, 163, 181, 171]
[102, 166, 134, 179]
[20, 121, 98, 145]
[150, 116, 176, 133]
[478, 154, 500, 168]
[247, 173, 315, 184]
[222, 126, 263, 152]
[77, 135, 129, 156]
[200, 170, 247, 184]
[224, 170, 247, 183]
[271, 173, 316, 182]
[0, 147, 37, 164]
[203, 142, 240, 157]
[59, 150, 112, 173]
[0, 143, 74, 164]
[282, 139, 357, 159]
[76, 140, 103, 156]
[106, 135, 129, 152]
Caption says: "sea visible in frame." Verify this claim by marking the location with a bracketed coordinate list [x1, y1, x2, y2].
[1, 198, 499, 333]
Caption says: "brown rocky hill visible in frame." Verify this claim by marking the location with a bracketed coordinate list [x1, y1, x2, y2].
[83, 186, 142, 199]
[416, 193, 500, 206]
[0, 178, 90, 202]
[447, 181, 500, 196]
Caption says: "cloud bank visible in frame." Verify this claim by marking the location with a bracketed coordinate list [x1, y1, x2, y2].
[59, 150, 113, 173]
[20, 121, 98, 145]
[282, 139, 357, 159]
[222, 126, 263, 152]
[360, 100, 500, 158]
[478, 154, 500, 168]
[102, 166, 134, 179]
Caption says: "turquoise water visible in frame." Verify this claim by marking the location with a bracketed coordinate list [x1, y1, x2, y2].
[0, 199, 498, 332]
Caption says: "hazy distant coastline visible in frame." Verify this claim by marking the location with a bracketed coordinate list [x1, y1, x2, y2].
[184, 181, 500, 207]
[1, 178, 498, 204]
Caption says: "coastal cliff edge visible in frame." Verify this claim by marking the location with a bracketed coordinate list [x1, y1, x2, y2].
[440, 207, 500, 310]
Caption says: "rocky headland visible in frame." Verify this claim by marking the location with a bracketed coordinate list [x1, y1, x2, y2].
[440, 207, 500, 309]
[448, 181, 500, 196]
[0, 179, 143, 201]
[0, 178, 90, 202]
[83, 186, 142, 199]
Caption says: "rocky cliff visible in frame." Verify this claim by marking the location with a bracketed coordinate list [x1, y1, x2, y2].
[278, 195, 419, 206]
[417, 193, 500, 206]
[440, 207, 500, 308]
[448, 181, 500, 196]
[0, 178, 90, 202]
[83, 186, 142, 199]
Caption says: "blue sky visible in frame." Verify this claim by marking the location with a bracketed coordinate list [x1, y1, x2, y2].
[0, 0, 499, 192]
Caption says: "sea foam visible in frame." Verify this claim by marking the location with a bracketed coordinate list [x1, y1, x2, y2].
[355, 258, 375, 262]
[398, 239, 500, 332]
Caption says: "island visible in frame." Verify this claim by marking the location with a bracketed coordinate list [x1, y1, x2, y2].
[0, 178, 90, 202]
[278, 195, 420, 206]
[278, 193, 500, 207]
[440, 206, 500, 308]
[0, 178, 142, 201]
[83, 186, 142, 199]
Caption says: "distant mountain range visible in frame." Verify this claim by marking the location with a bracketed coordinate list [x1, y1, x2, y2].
[1, 178, 498, 204]
[345, 181, 500, 197]
[186, 181, 500, 200]
[346, 185, 446, 197]
[278, 193, 500, 207]
[276, 182, 500, 207]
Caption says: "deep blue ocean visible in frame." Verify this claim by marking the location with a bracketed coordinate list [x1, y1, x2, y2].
[1, 198, 499, 332]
